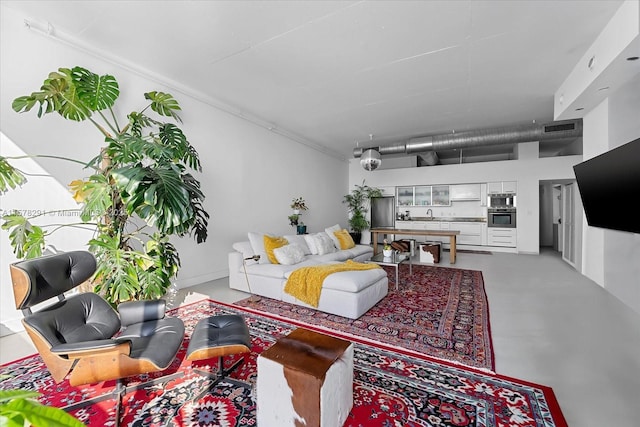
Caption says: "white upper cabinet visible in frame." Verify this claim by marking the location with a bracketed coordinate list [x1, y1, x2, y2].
[488, 181, 517, 194]
[396, 185, 450, 206]
[502, 181, 517, 193]
[450, 184, 481, 201]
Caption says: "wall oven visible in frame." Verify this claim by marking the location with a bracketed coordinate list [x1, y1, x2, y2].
[488, 209, 516, 228]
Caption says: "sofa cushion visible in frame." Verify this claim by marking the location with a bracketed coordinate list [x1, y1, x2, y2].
[334, 229, 355, 250]
[264, 235, 289, 264]
[274, 243, 306, 265]
[315, 250, 350, 262]
[283, 264, 386, 293]
[314, 232, 337, 255]
[283, 234, 311, 255]
[343, 244, 373, 260]
[246, 258, 318, 279]
[322, 268, 387, 293]
[304, 233, 320, 255]
[324, 224, 342, 249]
[248, 232, 270, 264]
[232, 241, 256, 264]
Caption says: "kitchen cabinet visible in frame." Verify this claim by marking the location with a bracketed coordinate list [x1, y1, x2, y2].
[395, 220, 484, 247]
[396, 185, 450, 206]
[488, 181, 517, 194]
[414, 186, 432, 206]
[451, 222, 483, 245]
[450, 184, 481, 201]
[432, 185, 450, 206]
[397, 186, 414, 206]
[480, 183, 488, 207]
[487, 228, 517, 247]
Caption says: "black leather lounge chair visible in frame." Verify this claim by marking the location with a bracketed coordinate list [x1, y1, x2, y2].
[9, 250, 185, 425]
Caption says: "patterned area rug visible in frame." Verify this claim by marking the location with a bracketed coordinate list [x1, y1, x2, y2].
[236, 264, 494, 371]
[0, 299, 567, 427]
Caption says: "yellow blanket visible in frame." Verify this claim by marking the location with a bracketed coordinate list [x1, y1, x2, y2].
[284, 260, 381, 307]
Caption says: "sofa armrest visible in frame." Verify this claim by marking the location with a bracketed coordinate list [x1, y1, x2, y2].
[228, 250, 247, 291]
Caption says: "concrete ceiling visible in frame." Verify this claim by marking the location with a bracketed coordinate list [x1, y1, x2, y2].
[2, 0, 624, 163]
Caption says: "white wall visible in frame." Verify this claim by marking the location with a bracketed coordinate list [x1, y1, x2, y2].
[581, 78, 640, 313]
[0, 5, 349, 335]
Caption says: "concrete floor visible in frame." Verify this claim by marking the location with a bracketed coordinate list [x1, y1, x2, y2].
[1, 248, 639, 427]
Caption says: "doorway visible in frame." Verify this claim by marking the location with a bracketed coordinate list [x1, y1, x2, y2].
[539, 180, 582, 270]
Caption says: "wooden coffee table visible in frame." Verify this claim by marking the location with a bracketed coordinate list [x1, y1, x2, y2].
[367, 251, 411, 290]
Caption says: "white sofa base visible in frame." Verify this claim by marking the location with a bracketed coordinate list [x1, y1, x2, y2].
[229, 240, 388, 319]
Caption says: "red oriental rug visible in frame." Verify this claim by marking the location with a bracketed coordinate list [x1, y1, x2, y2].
[236, 264, 495, 371]
[0, 299, 567, 427]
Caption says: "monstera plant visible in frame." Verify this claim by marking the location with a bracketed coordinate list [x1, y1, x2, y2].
[1, 66, 209, 305]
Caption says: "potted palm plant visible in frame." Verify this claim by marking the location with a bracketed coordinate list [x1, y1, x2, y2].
[1, 66, 208, 305]
[342, 180, 382, 243]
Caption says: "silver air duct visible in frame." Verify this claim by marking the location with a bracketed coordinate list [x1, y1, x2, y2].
[353, 119, 583, 164]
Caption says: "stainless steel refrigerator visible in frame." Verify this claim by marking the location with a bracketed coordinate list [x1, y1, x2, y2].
[370, 196, 395, 243]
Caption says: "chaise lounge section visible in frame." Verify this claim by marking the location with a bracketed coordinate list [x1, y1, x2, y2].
[228, 228, 388, 319]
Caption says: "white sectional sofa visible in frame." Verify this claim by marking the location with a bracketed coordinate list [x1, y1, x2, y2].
[228, 229, 389, 319]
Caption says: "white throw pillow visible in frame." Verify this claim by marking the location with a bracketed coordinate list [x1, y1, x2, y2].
[315, 232, 337, 255]
[248, 231, 270, 264]
[273, 243, 306, 265]
[283, 234, 311, 255]
[324, 224, 341, 249]
[304, 233, 320, 255]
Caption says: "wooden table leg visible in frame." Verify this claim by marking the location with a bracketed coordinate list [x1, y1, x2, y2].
[372, 231, 379, 254]
[450, 235, 457, 264]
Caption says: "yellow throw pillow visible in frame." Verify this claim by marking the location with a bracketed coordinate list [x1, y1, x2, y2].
[334, 229, 355, 250]
[263, 235, 289, 264]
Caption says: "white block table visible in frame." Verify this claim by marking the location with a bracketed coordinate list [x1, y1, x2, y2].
[257, 328, 354, 427]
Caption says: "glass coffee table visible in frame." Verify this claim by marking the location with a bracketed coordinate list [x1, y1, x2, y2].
[367, 251, 412, 290]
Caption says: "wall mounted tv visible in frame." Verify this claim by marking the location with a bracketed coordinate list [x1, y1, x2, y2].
[573, 137, 640, 234]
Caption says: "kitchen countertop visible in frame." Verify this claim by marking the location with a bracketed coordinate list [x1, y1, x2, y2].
[397, 217, 487, 222]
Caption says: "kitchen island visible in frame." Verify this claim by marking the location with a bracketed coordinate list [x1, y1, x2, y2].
[370, 228, 461, 264]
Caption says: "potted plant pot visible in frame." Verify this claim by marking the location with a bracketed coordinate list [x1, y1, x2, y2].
[296, 224, 307, 235]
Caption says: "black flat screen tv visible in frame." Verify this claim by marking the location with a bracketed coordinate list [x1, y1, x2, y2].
[573, 137, 640, 234]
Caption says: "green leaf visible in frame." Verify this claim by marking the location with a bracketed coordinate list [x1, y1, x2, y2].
[144, 91, 182, 122]
[71, 66, 119, 111]
[112, 164, 192, 235]
[12, 68, 92, 121]
[0, 157, 27, 193]
[3, 398, 85, 427]
[11, 95, 37, 114]
[158, 124, 201, 171]
[74, 174, 112, 222]
[1, 214, 45, 259]
[0, 390, 40, 404]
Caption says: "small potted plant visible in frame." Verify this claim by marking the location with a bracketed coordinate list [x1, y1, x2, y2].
[290, 197, 308, 214]
[288, 214, 300, 226]
[383, 239, 393, 257]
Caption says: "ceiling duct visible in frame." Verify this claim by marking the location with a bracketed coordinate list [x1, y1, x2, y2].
[353, 119, 583, 163]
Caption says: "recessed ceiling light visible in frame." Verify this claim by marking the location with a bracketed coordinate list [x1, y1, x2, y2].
[626, 56, 639, 61]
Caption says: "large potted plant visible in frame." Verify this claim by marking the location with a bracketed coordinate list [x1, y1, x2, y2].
[1, 66, 208, 305]
[342, 180, 382, 243]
